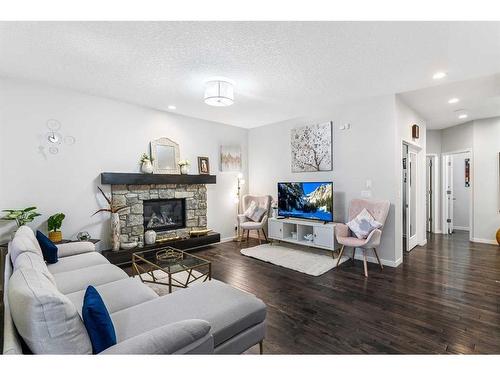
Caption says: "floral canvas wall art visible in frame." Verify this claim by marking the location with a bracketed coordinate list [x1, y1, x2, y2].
[291, 121, 333, 172]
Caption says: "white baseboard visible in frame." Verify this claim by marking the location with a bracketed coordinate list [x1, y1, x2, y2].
[419, 239, 427, 246]
[453, 226, 470, 231]
[432, 229, 443, 234]
[352, 251, 401, 268]
[471, 237, 498, 245]
[220, 236, 234, 243]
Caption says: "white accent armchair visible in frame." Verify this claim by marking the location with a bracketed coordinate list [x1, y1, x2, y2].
[237, 195, 272, 244]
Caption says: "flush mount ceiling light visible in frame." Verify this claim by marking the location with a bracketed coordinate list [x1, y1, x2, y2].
[204, 79, 234, 107]
[448, 98, 460, 104]
[433, 71, 447, 80]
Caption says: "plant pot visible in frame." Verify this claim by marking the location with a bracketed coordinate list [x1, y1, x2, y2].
[180, 164, 189, 175]
[141, 160, 154, 174]
[111, 213, 121, 252]
[48, 231, 62, 243]
[496, 228, 500, 246]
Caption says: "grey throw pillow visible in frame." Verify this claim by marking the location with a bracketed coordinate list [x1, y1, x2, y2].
[346, 208, 383, 239]
[249, 207, 267, 222]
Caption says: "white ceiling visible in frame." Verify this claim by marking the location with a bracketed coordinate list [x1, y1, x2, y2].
[1, 21, 500, 128]
[398, 73, 500, 129]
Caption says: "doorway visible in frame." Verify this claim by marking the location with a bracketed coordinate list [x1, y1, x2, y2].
[442, 150, 472, 237]
[402, 143, 420, 252]
[426, 154, 439, 235]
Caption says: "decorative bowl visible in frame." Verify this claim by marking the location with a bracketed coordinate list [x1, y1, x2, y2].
[120, 241, 138, 250]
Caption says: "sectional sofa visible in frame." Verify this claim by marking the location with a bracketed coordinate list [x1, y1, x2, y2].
[2, 226, 266, 354]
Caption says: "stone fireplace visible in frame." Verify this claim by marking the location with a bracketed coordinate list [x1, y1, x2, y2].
[110, 183, 207, 244]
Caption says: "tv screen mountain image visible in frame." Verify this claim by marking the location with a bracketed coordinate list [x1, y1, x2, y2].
[277, 182, 333, 222]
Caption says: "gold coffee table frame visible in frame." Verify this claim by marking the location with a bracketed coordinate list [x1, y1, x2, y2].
[132, 246, 212, 294]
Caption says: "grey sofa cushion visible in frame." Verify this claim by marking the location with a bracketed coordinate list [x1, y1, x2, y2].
[110, 280, 266, 347]
[100, 319, 213, 354]
[8, 234, 42, 264]
[66, 277, 158, 315]
[8, 268, 92, 354]
[53, 264, 129, 295]
[13, 251, 56, 285]
[47, 252, 109, 274]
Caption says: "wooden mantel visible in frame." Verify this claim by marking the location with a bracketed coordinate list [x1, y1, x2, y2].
[100, 172, 216, 185]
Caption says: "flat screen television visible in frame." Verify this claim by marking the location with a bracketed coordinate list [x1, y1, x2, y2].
[277, 181, 333, 222]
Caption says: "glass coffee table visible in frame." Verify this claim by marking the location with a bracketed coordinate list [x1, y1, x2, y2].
[132, 246, 212, 293]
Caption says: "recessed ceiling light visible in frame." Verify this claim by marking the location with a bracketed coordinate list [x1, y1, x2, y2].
[458, 114, 468, 119]
[167, 105, 176, 110]
[433, 71, 447, 80]
[448, 98, 460, 104]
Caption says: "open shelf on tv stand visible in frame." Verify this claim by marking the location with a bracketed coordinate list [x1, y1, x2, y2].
[267, 217, 340, 253]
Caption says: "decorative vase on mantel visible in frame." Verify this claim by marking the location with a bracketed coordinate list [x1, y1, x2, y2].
[141, 160, 154, 174]
[180, 164, 190, 175]
[111, 212, 121, 252]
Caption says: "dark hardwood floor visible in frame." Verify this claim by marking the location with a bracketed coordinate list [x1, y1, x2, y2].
[183, 231, 500, 354]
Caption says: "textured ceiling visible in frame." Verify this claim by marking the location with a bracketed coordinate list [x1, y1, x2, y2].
[1, 21, 500, 128]
[399, 73, 500, 129]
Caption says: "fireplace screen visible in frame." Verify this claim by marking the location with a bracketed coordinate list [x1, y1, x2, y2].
[143, 198, 186, 232]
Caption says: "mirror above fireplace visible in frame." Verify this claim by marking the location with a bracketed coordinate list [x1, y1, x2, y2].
[150, 137, 180, 174]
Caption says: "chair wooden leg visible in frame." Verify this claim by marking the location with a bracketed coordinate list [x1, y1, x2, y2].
[259, 340, 264, 354]
[247, 229, 250, 242]
[352, 247, 357, 262]
[336, 245, 345, 267]
[262, 229, 268, 242]
[256, 229, 261, 244]
[363, 249, 368, 277]
[373, 248, 383, 270]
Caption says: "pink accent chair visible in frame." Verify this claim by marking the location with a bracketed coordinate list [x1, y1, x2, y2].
[336, 199, 390, 277]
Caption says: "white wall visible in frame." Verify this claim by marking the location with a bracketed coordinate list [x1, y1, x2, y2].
[472, 117, 500, 243]
[395, 96, 427, 251]
[0, 77, 248, 248]
[426, 130, 442, 232]
[452, 152, 471, 230]
[248, 95, 400, 266]
[441, 121, 473, 153]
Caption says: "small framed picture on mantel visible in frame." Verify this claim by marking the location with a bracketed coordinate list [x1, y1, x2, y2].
[198, 156, 210, 175]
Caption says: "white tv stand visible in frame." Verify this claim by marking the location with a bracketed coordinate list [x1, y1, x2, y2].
[267, 217, 340, 253]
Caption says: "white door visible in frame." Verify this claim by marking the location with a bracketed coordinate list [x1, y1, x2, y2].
[408, 151, 419, 250]
[268, 220, 283, 239]
[313, 226, 334, 249]
[444, 155, 454, 234]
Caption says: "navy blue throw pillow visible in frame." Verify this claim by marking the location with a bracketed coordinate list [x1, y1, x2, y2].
[82, 286, 117, 354]
[35, 230, 58, 264]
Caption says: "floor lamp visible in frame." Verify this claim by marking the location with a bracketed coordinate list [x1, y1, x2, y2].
[233, 173, 245, 242]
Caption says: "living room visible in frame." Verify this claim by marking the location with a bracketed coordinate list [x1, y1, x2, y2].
[1, 1, 500, 373]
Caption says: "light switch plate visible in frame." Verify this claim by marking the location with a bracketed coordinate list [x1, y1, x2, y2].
[361, 190, 372, 198]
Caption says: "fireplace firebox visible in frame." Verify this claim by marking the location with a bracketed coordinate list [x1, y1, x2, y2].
[143, 198, 186, 232]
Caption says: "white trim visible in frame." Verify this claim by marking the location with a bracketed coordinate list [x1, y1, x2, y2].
[441, 149, 473, 242]
[433, 229, 443, 234]
[426, 153, 440, 233]
[419, 239, 427, 246]
[220, 236, 234, 243]
[471, 238, 498, 245]
[353, 252, 401, 268]
[452, 226, 469, 231]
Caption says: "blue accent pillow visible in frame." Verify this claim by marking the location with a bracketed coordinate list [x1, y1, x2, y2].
[82, 286, 116, 354]
[35, 230, 58, 264]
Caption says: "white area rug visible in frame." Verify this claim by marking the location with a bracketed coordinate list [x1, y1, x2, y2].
[135, 269, 210, 296]
[240, 244, 349, 276]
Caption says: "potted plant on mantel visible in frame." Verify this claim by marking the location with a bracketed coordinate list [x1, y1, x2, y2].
[140, 153, 154, 174]
[92, 187, 128, 251]
[178, 160, 190, 175]
[47, 213, 65, 243]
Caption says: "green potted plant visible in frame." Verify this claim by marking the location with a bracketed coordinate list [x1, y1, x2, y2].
[47, 213, 65, 243]
[1, 207, 41, 239]
[140, 153, 154, 174]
